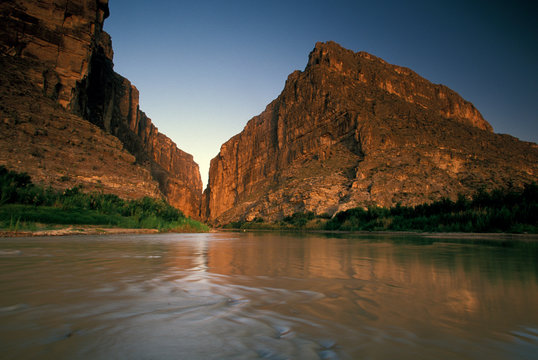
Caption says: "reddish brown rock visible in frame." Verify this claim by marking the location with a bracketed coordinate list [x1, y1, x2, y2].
[0, 0, 202, 218]
[203, 41, 538, 225]
[0, 0, 110, 108]
[0, 55, 162, 199]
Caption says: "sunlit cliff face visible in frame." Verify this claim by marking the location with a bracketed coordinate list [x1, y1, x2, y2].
[202, 41, 538, 225]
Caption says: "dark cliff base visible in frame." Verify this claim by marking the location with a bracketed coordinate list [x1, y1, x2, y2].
[221, 184, 538, 234]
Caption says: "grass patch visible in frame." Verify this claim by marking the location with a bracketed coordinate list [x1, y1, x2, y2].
[0, 204, 134, 227]
[0, 165, 209, 232]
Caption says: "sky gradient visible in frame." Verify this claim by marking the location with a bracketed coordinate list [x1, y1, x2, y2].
[104, 0, 538, 187]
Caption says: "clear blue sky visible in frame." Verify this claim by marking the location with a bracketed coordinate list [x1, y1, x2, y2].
[104, 0, 538, 187]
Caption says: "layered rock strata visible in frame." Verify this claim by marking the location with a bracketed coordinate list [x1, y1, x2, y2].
[0, 0, 110, 108]
[203, 41, 538, 224]
[0, 0, 202, 217]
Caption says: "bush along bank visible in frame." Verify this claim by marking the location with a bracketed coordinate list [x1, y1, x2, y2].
[0, 165, 209, 232]
[224, 183, 538, 234]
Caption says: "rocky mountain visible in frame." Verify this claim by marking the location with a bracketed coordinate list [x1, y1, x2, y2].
[203, 41, 538, 225]
[0, 0, 202, 217]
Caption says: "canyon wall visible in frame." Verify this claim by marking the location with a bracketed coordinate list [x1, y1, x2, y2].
[73, 34, 202, 217]
[0, 0, 110, 108]
[0, 0, 201, 217]
[203, 41, 538, 225]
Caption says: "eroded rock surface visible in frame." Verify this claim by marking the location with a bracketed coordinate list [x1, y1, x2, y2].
[0, 54, 162, 200]
[203, 41, 538, 225]
[0, 0, 110, 108]
[0, 0, 202, 217]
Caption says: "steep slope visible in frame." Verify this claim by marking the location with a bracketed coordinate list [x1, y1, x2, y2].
[0, 54, 162, 199]
[0, 0, 202, 217]
[72, 36, 202, 218]
[203, 41, 538, 225]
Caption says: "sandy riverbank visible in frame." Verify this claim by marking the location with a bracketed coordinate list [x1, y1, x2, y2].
[2, 227, 536, 239]
[0, 226, 160, 237]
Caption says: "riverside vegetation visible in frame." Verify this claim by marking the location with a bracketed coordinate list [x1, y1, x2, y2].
[0, 166, 209, 233]
[225, 183, 538, 234]
[2, 165, 536, 234]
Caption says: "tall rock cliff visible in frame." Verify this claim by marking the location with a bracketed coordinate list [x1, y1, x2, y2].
[0, 0, 110, 108]
[203, 41, 538, 225]
[72, 33, 202, 218]
[0, 0, 202, 217]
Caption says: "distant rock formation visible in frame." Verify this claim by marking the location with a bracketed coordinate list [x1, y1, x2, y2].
[203, 41, 538, 225]
[0, 0, 202, 217]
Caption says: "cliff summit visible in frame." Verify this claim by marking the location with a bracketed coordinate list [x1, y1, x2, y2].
[203, 41, 538, 225]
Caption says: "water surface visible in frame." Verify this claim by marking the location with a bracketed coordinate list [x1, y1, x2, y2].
[1, 232, 537, 359]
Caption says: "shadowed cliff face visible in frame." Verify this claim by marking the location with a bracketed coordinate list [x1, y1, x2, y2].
[73, 38, 202, 218]
[203, 41, 538, 225]
[0, 0, 202, 218]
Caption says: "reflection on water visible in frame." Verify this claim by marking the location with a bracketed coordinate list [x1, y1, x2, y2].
[0, 232, 537, 359]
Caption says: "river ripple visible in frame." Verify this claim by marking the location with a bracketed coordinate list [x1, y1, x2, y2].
[1, 232, 537, 359]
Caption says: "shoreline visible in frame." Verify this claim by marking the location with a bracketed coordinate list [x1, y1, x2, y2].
[217, 228, 538, 240]
[3, 226, 535, 240]
[0, 226, 160, 237]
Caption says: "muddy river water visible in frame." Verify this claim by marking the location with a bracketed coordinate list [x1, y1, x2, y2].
[1, 232, 537, 359]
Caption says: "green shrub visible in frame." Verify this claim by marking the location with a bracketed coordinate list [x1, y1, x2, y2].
[325, 183, 538, 233]
[0, 166, 208, 232]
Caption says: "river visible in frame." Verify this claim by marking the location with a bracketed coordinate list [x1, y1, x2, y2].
[1, 232, 537, 359]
